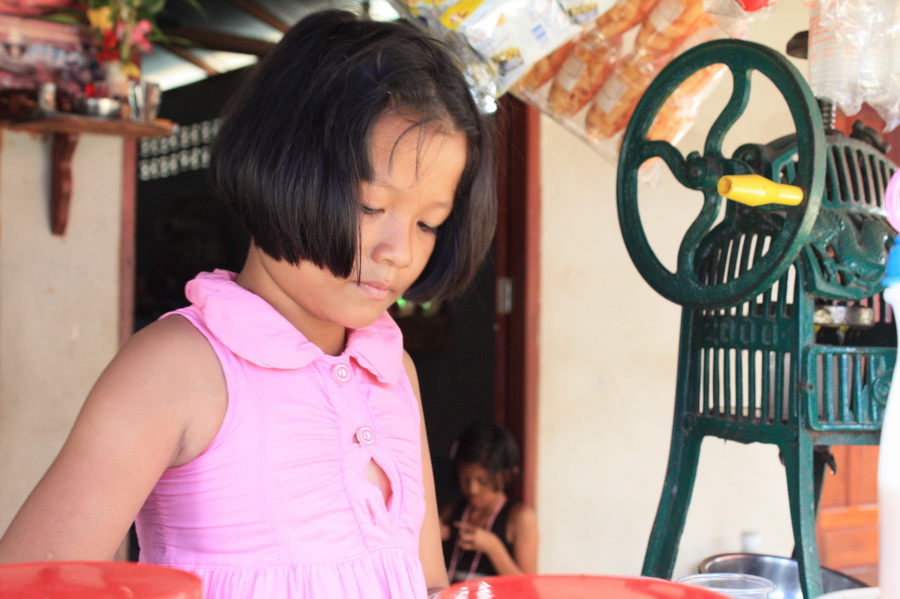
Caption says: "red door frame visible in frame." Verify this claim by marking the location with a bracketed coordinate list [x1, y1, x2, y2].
[494, 97, 541, 507]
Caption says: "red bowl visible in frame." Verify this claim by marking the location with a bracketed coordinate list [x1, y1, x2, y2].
[443, 574, 732, 599]
[0, 561, 202, 599]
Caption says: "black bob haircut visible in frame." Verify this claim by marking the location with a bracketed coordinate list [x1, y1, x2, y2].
[451, 421, 521, 487]
[209, 9, 497, 302]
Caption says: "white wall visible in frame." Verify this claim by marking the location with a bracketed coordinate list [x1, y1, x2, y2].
[0, 131, 124, 530]
[536, 0, 810, 578]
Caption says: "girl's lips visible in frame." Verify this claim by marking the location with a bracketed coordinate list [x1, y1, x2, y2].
[358, 281, 392, 301]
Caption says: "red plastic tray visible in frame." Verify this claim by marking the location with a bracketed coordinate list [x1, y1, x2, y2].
[443, 574, 732, 599]
[0, 561, 202, 598]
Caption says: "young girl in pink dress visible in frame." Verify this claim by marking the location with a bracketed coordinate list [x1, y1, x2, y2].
[0, 9, 497, 598]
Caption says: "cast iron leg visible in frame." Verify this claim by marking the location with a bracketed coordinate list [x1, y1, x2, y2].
[642, 426, 703, 579]
[783, 434, 825, 598]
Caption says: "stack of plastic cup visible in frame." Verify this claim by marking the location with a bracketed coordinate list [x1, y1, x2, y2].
[678, 573, 775, 599]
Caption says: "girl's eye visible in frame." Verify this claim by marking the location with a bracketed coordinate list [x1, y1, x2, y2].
[360, 204, 381, 215]
[418, 221, 439, 234]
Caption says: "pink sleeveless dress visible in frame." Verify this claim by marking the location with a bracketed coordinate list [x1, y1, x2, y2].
[134, 270, 428, 598]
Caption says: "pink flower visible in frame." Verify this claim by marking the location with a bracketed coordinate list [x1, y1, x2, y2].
[130, 19, 154, 54]
[116, 18, 153, 54]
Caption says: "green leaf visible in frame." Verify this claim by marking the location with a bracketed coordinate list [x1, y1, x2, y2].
[178, 0, 207, 19]
[143, 0, 166, 15]
[32, 6, 89, 26]
[34, 13, 87, 26]
[152, 32, 196, 47]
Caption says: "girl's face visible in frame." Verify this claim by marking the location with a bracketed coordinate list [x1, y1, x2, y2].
[457, 462, 504, 510]
[249, 113, 466, 353]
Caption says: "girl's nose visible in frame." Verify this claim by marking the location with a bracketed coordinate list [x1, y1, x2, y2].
[369, 217, 414, 268]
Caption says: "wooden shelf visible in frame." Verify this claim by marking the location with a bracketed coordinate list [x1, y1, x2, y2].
[1, 114, 177, 235]
[3, 114, 176, 138]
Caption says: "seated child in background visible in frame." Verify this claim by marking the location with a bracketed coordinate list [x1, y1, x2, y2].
[441, 421, 538, 582]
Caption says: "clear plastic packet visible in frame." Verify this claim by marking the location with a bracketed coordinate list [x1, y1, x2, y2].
[703, 0, 780, 18]
[510, 0, 639, 97]
[882, 2, 900, 132]
[439, 0, 581, 94]
[592, 0, 662, 39]
[513, 40, 576, 93]
[557, 0, 619, 24]
[806, 0, 895, 120]
[869, 0, 899, 131]
[633, 0, 715, 59]
[604, 62, 727, 181]
[387, 0, 501, 112]
[512, 0, 658, 119]
[395, 0, 756, 151]
[391, 0, 460, 26]
[647, 63, 727, 144]
[583, 0, 721, 142]
[584, 53, 662, 141]
[545, 31, 624, 115]
[583, 15, 739, 159]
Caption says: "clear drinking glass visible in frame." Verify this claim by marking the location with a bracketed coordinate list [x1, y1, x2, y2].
[678, 573, 776, 599]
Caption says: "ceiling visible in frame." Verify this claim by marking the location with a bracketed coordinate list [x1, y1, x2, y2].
[144, 0, 402, 90]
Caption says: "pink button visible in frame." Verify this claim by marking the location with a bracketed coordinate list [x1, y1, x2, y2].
[355, 426, 376, 445]
[332, 363, 351, 383]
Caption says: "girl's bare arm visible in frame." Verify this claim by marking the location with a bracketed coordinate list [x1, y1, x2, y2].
[509, 503, 538, 574]
[405, 352, 450, 594]
[0, 316, 225, 563]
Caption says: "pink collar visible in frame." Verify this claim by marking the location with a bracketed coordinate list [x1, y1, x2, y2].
[182, 269, 405, 384]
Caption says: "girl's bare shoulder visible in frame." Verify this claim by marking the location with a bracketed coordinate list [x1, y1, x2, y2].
[97, 314, 227, 465]
[509, 502, 537, 528]
[116, 315, 221, 384]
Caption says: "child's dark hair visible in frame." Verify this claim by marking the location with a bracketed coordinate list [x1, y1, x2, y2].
[452, 421, 520, 487]
[209, 9, 497, 302]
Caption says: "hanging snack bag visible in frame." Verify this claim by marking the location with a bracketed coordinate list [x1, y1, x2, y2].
[593, 0, 662, 40]
[391, 0, 455, 26]
[513, 40, 576, 92]
[557, 0, 618, 24]
[584, 55, 659, 140]
[703, 0, 781, 18]
[440, 0, 581, 94]
[637, 64, 726, 179]
[546, 30, 623, 115]
[584, 13, 735, 145]
[646, 63, 727, 143]
[512, 0, 659, 115]
[634, 0, 715, 57]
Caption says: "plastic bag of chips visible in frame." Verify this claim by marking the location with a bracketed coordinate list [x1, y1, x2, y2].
[439, 0, 581, 94]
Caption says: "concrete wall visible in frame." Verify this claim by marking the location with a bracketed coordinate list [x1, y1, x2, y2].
[536, 0, 810, 578]
[0, 131, 123, 530]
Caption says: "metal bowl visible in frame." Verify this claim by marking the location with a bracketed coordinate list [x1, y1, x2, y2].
[700, 553, 868, 599]
[78, 97, 122, 118]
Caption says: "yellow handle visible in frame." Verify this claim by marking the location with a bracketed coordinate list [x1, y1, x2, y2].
[717, 174, 804, 207]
